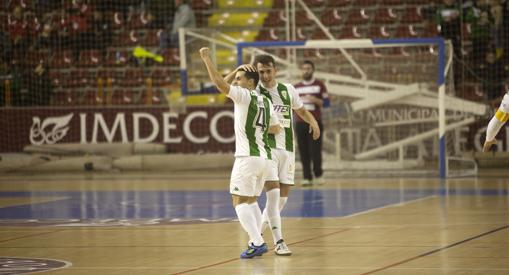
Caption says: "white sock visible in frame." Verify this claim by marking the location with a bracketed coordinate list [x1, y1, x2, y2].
[264, 188, 282, 244]
[262, 195, 289, 235]
[235, 203, 264, 246]
[280, 196, 288, 211]
[250, 202, 262, 233]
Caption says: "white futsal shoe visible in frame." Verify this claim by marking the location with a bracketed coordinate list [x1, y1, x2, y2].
[274, 239, 292, 256]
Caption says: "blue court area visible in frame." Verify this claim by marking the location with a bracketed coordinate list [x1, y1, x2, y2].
[0, 188, 507, 220]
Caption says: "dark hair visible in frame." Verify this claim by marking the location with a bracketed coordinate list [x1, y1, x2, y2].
[302, 60, 315, 70]
[239, 68, 259, 87]
[254, 54, 276, 68]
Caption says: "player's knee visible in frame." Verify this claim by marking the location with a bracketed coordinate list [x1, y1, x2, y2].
[264, 181, 280, 191]
[280, 184, 291, 197]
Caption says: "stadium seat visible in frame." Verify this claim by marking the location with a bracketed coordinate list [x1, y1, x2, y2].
[143, 29, 162, 47]
[51, 90, 76, 106]
[97, 69, 121, 87]
[26, 51, 47, 67]
[114, 30, 141, 47]
[370, 25, 396, 38]
[264, 10, 286, 27]
[192, 0, 213, 10]
[159, 48, 179, 66]
[347, 8, 372, 24]
[111, 12, 125, 30]
[152, 69, 172, 87]
[105, 50, 129, 67]
[81, 90, 102, 105]
[256, 28, 284, 41]
[296, 27, 312, 40]
[326, 0, 352, 7]
[128, 11, 153, 29]
[352, 0, 378, 6]
[49, 71, 65, 89]
[121, 69, 145, 87]
[111, 89, 134, 105]
[321, 9, 345, 26]
[381, 0, 405, 5]
[373, 8, 398, 24]
[50, 51, 73, 69]
[401, 6, 423, 24]
[78, 50, 103, 67]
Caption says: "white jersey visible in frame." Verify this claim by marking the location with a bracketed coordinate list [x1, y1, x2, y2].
[257, 82, 304, 152]
[227, 85, 279, 158]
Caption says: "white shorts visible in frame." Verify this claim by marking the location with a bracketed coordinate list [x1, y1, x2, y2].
[265, 149, 295, 185]
[230, 156, 269, 197]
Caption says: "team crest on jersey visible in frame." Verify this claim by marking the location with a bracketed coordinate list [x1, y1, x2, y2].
[281, 90, 288, 100]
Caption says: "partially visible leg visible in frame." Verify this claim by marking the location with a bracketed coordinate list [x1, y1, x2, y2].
[261, 181, 282, 244]
[296, 122, 312, 183]
[312, 121, 324, 181]
[232, 195, 264, 246]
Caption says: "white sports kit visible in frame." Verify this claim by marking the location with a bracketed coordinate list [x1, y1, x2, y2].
[257, 82, 304, 185]
[227, 85, 279, 197]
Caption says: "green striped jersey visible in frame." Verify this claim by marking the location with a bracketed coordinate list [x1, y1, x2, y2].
[227, 85, 279, 159]
[257, 82, 304, 152]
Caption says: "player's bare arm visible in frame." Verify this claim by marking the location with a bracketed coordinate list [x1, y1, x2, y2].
[294, 107, 320, 140]
[483, 139, 497, 152]
[304, 95, 324, 107]
[224, 64, 256, 84]
[268, 124, 281, 134]
[199, 47, 230, 94]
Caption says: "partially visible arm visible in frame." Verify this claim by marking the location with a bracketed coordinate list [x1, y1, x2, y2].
[199, 47, 230, 94]
[483, 111, 508, 151]
[269, 125, 281, 134]
[224, 64, 257, 85]
[224, 68, 238, 85]
[294, 107, 320, 140]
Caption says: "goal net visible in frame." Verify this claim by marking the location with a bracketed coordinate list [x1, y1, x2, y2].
[237, 39, 487, 178]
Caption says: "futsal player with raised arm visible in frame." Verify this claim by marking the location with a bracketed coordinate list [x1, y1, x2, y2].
[254, 54, 320, 256]
[483, 92, 509, 152]
[199, 47, 281, 259]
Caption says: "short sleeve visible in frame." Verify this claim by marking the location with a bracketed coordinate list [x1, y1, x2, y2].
[288, 84, 304, 110]
[227, 85, 252, 105]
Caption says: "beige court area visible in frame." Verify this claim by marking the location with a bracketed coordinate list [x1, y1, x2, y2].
[0, 171, 508, 275]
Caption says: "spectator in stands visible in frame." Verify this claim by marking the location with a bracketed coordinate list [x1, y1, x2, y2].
[490, 0, 503, 56]
[466, 0, 495, 64]
[8, 6, 30, 59]
[160, 0, 195, 49]
[145, 0, 174, 28]
[0, 31, 12, 63]
[478, 50, 506, 103]
[436, 0, 464, 88]
[436, 0, 462, 60]
[90, 11, 112, 52]
[294, 60, 330, 186]
[32, 22, 56, 50]
[26, 61, 52, 106]
[502, 0, 509, 60]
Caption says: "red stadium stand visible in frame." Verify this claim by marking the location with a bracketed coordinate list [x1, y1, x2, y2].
[50, 51, 73, 69]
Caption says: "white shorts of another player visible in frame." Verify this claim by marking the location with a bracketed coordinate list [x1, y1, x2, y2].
[230, 156, 270, 197]
[265, 148, 295, 185]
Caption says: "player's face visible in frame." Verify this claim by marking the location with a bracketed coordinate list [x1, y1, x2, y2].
[301, 64, 314, 81]
[233, 71, 250, 89]
[256, 63, 277, 87]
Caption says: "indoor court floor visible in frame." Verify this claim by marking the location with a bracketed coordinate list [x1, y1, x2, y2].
[0, 171, 508, 274]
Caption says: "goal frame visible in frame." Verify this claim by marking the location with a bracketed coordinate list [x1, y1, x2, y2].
[236, 38, 449, 177]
